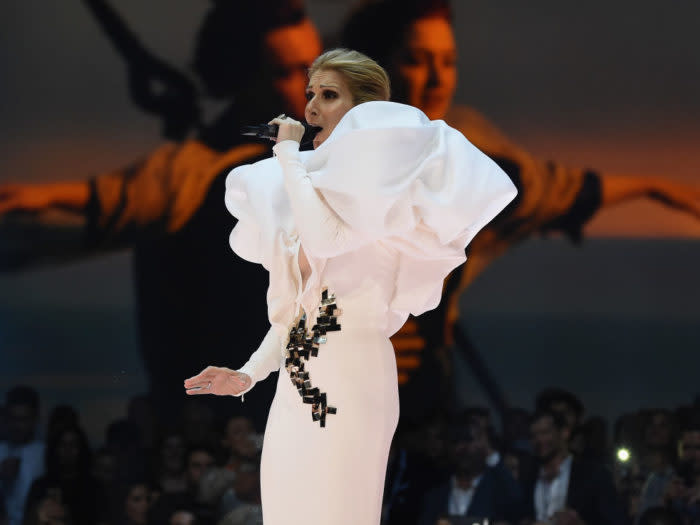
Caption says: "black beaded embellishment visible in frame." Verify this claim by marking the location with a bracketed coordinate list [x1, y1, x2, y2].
[285, 288, 341, 427]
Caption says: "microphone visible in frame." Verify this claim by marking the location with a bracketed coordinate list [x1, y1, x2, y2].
[241, 121, 322, 148]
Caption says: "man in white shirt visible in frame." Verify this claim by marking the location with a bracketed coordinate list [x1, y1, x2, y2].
[420, 416, 524, 525]
[526, 409, 624, 525]
[0, 386, 45, 525]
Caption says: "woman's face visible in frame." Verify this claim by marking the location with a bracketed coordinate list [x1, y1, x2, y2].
[304, 68, 355, 149]
[125, 484, 150, 524]
[391, 16, 457, 120]
[161, 434, 186, 473]
[56, 431, 80, 467]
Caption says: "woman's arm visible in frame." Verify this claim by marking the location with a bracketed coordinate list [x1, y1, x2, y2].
[237, 327, 283, 389]
[273, 140, 356, 257]
[601, 173, 700, 219]
[184, 327, 282, 397]
[0, 181, 89, 215]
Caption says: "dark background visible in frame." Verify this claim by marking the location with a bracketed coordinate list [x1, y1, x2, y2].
[1, 1, 699, 441]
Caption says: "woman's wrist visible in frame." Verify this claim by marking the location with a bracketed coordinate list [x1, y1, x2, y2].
[273, 140, 300, 155]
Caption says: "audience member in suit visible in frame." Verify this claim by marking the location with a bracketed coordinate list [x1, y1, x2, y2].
[535, 389, 585, 436]
[523, 409, 626, 525]
[419, 416, 524, 525]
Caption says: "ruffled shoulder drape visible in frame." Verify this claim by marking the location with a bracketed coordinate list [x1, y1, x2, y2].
[224, 101, 517, 335]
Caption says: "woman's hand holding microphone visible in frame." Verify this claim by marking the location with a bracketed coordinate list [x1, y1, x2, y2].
[268, 114, 305, 144]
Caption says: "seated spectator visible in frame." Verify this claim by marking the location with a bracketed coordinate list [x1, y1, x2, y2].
[419, 416, 523, 525]
[662, 418, 700, 525]
[169, 509, 198, 525]
[105, 419, 149, 482]
[641, 409, 678, 476]
[502, 447, 537, 486]
[382, 415, 449, 524]
[149, 445, 215, 524]
[112, 481, 152, 525]
[198, 467, 235, 518]
[535, 388, 585, 435]
[577, 416, 609, 464]
[45, 406, 79, 442]
[22, 488, 71, 525]
[460, 407, 501, 468]
[153, 431, 188, 495]
[91, 447, 118, 525]
[523, 409, 625, 525]
[220, 417, 259, 474]
[206, 417, 260, 517]
[23, 424, 98, 525]
[502, 407, 532, 454]
[180, 401, 216, 450]
[217, 462, 262, 525]
[638, 506, 683, 525]
[638, 410, 680, 516]
[0, 386, 44, 525]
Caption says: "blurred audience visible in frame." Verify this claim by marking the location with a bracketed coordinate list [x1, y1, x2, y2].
[418, 414, 524, 525]
[114, 481, 152, 525]
[535, 389, 585, 436]
[638, 410, 680, 516]
[0, 386, 44, 525]
[663, 417, 700, 524]
[382, 416, 449, 524]
[153, 432, 187, 495]
[523, 409, 625, 525]
[169, 510, 197, 525]
[23, 424, 98, 525]
[149, 445, 215, 524]
[0, 385, 698, 524]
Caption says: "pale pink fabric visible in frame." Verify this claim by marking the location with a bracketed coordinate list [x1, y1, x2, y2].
[223, 101, 517, 524]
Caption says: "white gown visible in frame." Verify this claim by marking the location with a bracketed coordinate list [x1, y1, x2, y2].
[224, 101, 517, 524]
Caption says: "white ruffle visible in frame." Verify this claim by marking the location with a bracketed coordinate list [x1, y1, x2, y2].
[225, 101, 517, 337]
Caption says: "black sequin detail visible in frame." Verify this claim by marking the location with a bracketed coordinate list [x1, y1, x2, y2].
[285, 288, 341, 427]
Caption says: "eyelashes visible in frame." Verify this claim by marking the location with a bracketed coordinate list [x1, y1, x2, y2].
[305, 90, 339, 101]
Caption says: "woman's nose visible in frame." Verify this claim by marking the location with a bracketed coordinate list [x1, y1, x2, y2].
[306, 99, 317, 116]
[426, 61, 441, 87]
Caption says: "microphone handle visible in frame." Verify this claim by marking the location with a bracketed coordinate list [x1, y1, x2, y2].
[241, 122, 321, 146]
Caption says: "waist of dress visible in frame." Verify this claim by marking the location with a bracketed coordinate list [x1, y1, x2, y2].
[299, 286, 389, 337]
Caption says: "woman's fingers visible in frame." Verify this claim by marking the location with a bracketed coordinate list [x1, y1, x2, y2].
[184, 367, 251, 396]
[185, 386, 207, 395]
[183, 366, 216, 387]
[267, 115, 304, 139]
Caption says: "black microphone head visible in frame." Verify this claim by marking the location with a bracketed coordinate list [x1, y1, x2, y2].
[240, 121, 322, 146]
[240, 123, 278, 138]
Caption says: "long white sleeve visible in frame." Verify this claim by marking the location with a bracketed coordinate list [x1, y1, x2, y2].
[236, 327, 283, 395]
[273, 140, 359, 258]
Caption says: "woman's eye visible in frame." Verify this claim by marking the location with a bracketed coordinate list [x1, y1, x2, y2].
[305, 91, 314, 101]
[443, 56, 457, 68]
[323, 91, 338, 100]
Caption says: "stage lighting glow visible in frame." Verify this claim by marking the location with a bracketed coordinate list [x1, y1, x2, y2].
[617, 447, 631, 462]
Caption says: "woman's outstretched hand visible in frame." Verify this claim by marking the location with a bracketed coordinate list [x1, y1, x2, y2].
[184, 366, 251, 396]
[647, 179, 700, 220]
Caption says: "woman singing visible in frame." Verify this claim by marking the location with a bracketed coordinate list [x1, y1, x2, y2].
[183, 49, 517, 524]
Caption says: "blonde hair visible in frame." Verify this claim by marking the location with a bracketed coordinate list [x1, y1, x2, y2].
[308, 48, 390, 105]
